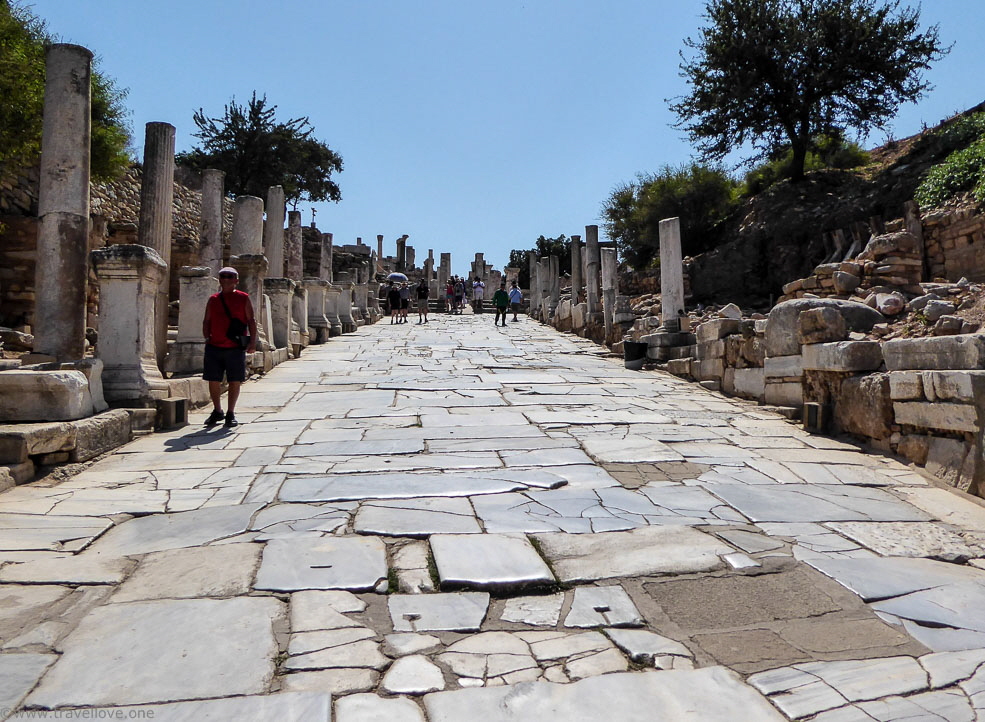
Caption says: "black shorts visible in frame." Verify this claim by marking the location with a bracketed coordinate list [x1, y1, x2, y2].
[203, 344, 247, 383]
[400, 298, 410, 310]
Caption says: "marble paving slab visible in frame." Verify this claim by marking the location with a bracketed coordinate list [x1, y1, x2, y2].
[423, 667, 784, 721]
[388, 592, 490, 632]
[354, 497, 482, 536]
[0, 653, 56, 714]
[27, 597, 282, 708]
[826, 521, 985, 560]
[501, 594, 565, 626]
[806, 556, 985, 601]
[564, 586, 643, 628]
[704, 484, 930, 523]
[533, 526, 732, 582]
[280, 473, 530, 502]
[255, 536, 387, 591]
[69, 692, 332, 721]
[430, 534, 555, 591]
[0, 513, 114, 553]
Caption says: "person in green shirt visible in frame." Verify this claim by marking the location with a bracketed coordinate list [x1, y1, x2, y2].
[492, 283, 510, 327]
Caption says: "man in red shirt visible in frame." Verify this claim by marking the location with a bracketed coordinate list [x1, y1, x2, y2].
[201, 267, 257, 427]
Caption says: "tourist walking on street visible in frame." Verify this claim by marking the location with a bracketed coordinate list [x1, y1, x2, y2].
[201, 267, 256, 428]
[492, 282, 510, 326]
[399, 282, 411, 323]
[453, 277, 465, 314]
[472, 276, 485, 313]
[387, 282, 401, 324]
[416, 278, 430, 324]
[508, 280, 523, 322]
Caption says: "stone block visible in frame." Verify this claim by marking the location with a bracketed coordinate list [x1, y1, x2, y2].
[893, 402, 979, 433]
[0, 370, 93, 422]
[695, 319, 741, 344]
[766, 299, 882, 357]
[665, 358, 692, 377]
[832, 271, 860, 295]
[897, 435, 930, 465]
[764, 381, 802, 407]
[0, 422, 75, 465]
[642, 332, 693, 348]
[834, 373, 893, 440]
[924, 371, 985, 402]
[802, 341, 883, 372]
[156, 398, 188, 431]
[5, 459, 35, 484]
[71, 410, 133, 462]
[693, 359, 724, 382]
[37, 451, 70, 465]
[0, 465, 13, 492]
[732, 368, 765, 399]
[889, 371, 924, 401]
[797, 307, 847, 345]
[719, 303, 742, 319]
[764, 355, 804, 380]
[697, 340, 725, 360]
[925, 437, 974, 491]
[884, 335, 985, 371]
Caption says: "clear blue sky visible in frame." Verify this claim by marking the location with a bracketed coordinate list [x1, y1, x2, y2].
[29, 0, 985, 275]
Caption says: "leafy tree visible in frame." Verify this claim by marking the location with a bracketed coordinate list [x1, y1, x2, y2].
[0, 0, 132, 178]
[672, 0, 947, 182]
[602, 164, 737, 268]
[507, 248, 531, 287]
[506, 236, 571, 288]
[742, 130, 870, 195]
[177, 93, 343, 207]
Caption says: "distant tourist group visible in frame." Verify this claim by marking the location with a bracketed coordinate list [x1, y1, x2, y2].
[381, 276, 524, 326]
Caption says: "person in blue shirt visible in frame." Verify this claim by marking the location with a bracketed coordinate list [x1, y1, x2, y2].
[508, 281, 524, 322]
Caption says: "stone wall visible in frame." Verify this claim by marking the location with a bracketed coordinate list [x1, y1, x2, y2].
[923, 204, 985, 282]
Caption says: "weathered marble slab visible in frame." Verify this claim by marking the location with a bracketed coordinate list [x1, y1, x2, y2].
[826, 521, 985, 559]
[501, 594, 565, 626]
[280, 473, 529, 502]
[27, 597, 283, 707]
[430, 534, 554, 591]
[423, 667, 784, 721]
[382, 654, 446, 694]
[336, 693, 426, 721]
[0, 513, 113, 552]
[704, 484, 930, 523]
[113, 544, 260, 601]
[388, 592, 490, 632]
[873, 582, 985, 633]
[86, 504, 262, 556]
[533, 526, 732, 582]
[255, 536, 387, 591]
[564, 586, 643, 628]
[76, 692, 332, 721]
[0, 554, 133, 585]
[807, 556, 985, 601]
[354, 497, 482, 536]
[578, 436, 684, 463]
[0, 653, 56, 714]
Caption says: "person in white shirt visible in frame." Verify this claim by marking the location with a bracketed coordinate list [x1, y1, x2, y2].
[472, 277, 485, 313]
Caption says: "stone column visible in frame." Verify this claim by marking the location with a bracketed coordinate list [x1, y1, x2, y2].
[229, 253, 268, 352]
[549, 255, 561, 316]
[406, 246, 416, 269]
[528, 252, 540, 315]
[137, 122, 176, 371]
[658, 217, 685, 327]
[336, 273, 356, 333]
[263, 185, 286, 278]
[538, 258, 551, 321]
[325, 283, 343, 337]
[425, 249, 434, 281]
[570, 235, 583, 303]
[34, 44, 92, 361]
[285, 211, 303, 281]
[292, 283, 309, 351]
[231, 196, 264, 255]
[601, 247, 618, 342]
[264, 277, 294, 350]
[91, 245, 170, 404]
[396, 235, 407, 272]
[322, 232, 334, 283]
[438, 253, 451, 289]
[165, 267, 216, 374]
[377, 235, 384, 273]
[199, 169, 225, 275]
[304, 279, 330, 343]
[585, 224, 601, 318]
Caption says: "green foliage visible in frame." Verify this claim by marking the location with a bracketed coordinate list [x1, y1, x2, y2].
[602, 164, 737, 269]
[912, 111, 985, 208]
[508, 248, 531, 287]
[742, 133, 870, 195]
[505, 236, 571, 287]
[177, 93, 343, 207]
[672, 0, 947, 182]
[915, 139, 985, 208]
[0, 1, 132, 180]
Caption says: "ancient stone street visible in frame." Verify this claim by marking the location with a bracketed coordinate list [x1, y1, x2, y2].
[4, 314, 985, 720]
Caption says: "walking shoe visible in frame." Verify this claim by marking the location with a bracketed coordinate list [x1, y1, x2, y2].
[223, 413, 238, 428]
[204, 409, 224, 427]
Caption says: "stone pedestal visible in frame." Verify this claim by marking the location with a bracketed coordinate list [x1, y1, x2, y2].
[199, 169, 225, 275]
[263, 185, 286, 277]
[549, 255, 560, 317]
[601, 248, 618, 343]
[34, 44, 92, 362]
[230, 253, 269, 350]
[264, 277, 295, 350]
[338, 280, 356, 333]
[659, 217, 685, 323]
[91, 245, 170, 405]
[585, 224, 601, 319]
[292, 284, 309, 352]
[325, 284, 343, 337]
[304, 279, 330, 344]
[367, 281, 382, 322]
[166, 267, 217, 375]
[137, 122, 176, 371]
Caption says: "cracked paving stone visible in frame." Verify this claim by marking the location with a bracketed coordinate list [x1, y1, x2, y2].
[564, 586, 643, 628]
[285, 629, 387, 671]
[872, 581, 985, 633]
[0, 554, 134, 585]
[280, 668, 379, 696]
[0, 513, 114, 553]
[825, 521, 985, 560]
[112, 543, 259, 602]
[26, 597, 283, 708]
[388, 592, 490, 632]
[354, 497, 482, 536]
[430, 533, 555, 591]
[805, 556, 985, 601]
[0, 653, 56, 714]
[291, 591, 365, 632]
[382, 654, 446, 694]
[603, 628, 693, 666]
[280, 473, 529, 502]
[336, 693, 426, 722]
[74, 691, 333, 720]
[500, 593, 564, 627]
[255, 536, 387, 592]
[383, 633, 442, 657]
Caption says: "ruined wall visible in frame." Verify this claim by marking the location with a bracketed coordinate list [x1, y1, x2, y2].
[923, 205, 985, 282]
